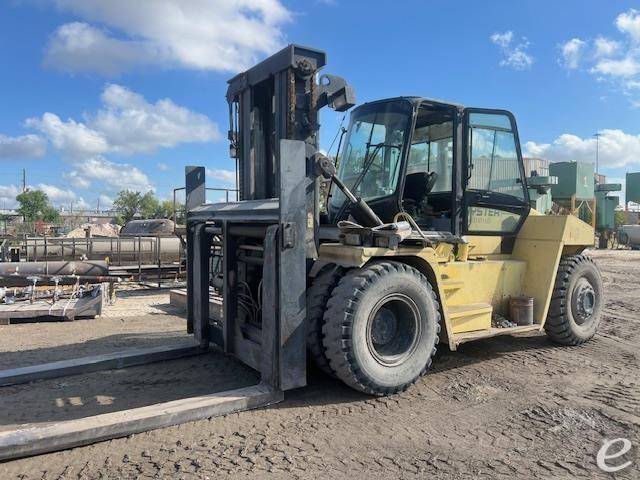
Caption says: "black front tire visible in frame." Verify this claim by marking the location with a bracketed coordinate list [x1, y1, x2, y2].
[545, 255, 603, 345]
[306, 265, 343, 376]
[322, 261, 441, 396]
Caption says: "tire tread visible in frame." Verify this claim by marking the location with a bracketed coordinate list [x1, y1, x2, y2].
[545, 254, 601, 346]
[322, 261, 441, 396]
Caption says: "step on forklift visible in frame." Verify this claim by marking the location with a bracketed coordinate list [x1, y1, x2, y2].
[0, 44, 603, 460]
[186, 44, 603, 396]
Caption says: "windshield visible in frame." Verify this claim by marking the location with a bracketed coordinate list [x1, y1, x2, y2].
[329, 100, 412, 209]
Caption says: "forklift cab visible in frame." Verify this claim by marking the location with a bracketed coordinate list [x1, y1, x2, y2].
[327, 97, 530, 238]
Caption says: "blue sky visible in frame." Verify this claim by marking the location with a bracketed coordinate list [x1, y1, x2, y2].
[1, 0, 639, 210]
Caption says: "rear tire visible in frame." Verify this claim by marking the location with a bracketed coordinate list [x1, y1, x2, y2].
[545, 255, 603, 346]
[322, 261, 440, 396]
[306, 265, 343, 376]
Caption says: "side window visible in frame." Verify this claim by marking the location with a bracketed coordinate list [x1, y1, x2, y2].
[468, 113, 525, 199]
[407, 121, 453, 193]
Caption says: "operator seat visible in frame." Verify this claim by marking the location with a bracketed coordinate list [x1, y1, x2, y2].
[403, 171, 438, 206]
[402, 171, 438, 221]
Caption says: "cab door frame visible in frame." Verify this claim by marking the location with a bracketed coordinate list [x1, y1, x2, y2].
[460, 108, 531, 238]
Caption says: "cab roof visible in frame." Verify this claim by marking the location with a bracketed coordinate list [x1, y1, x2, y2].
[355, 96, 465, 111]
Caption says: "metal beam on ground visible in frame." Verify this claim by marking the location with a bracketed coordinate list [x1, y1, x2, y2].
[0, 384, 282, 461]
[0, 342, 207, 387]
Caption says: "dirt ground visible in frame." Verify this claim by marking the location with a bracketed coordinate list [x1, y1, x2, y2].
[1, 250, 639, 479]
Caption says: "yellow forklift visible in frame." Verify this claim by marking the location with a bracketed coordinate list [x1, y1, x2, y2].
[186, 44, 602, 396]
[0, 45, 603, 460]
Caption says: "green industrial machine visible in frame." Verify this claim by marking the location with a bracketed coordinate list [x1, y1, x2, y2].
[549, 161, 595, 227]
[626, 172, 640, 208]
[527, 174, 557, 213]
[549, 162, 595, 201]
[596, 186, 621, 229]
[595, 183, 622, 248]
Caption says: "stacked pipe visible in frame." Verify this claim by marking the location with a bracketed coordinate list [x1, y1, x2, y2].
[0, 261, 119, 287]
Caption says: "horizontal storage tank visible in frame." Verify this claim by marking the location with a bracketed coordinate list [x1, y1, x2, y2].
[21, 236, 183, 264]
[620, 225, 640, 247]
[549, 161, 595, 200]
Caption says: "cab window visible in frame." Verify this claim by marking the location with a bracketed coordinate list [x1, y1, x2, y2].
[465, 112, 528, 234]
[467, 113, 525, 199]
[408, 122, 453, 193]
[330, 101, 411, 208]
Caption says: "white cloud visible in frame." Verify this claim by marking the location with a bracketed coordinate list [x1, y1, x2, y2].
[93, 84, 220, 154]
[98, 194, 113, 209]
[0, 183, 104, 210]
[616, 8, 640, 43]
[594, 36, 621, 58]
[27, 84, 219, 158]
[38, 183, 78, 205]
[592, 55, 640, 77]
[157, 162, 169, 171]
[559, 38, 586, 69]
[42, 0, 291, 75]
[16, 83, 211, 206]
[68, 156, 154, 192]
[0, 134, 47, 159]
[524, 129, 640, 169]
[26, 113, 109, 157]
[490, 31, 533, 70]
[0, 185, 21, 210]
[560, 9, 640, 104]
[44, 22, 157, 76]
[490, 31, 513, 48]
[206, 168, 236, 185]
[63, 170, 92, 189]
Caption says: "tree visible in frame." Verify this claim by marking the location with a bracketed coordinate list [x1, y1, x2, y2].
[161, 199, 185, 224]
[113, 190, 143, 224]
[140, 192, 162, 219]
[113, 190, 177, 224]
[16, 190, 60, 223]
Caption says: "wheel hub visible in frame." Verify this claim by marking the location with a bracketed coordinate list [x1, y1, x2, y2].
[366, 294, 421, 367]
[572, 279, 596, 325]
[371, 307, 398, 345]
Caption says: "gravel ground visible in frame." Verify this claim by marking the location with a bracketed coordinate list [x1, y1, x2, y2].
[1, 250, 639, 479]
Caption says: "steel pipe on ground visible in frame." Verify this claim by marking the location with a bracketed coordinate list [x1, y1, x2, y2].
[0, 274, 119, 287]
[0, 261, 109, 277]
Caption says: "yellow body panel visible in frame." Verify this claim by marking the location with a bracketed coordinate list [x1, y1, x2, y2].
[448, 303, 493, 334]
[461, 235, 504, 257]
[512, 214, 594, 324]
[439, 260, 526, 311]
[317, 214, 594, 351]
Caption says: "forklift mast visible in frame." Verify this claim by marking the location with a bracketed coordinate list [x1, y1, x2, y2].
[227, 45, 324, 201]
[227, 44, 354, 255]
[185, 45, 354, 393]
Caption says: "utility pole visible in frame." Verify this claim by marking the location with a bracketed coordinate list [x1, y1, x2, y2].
[593, 133, 601, 180]
[22, 168, 26, 192]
